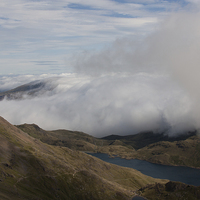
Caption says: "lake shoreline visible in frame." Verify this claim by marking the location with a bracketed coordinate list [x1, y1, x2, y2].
[92, 152, 200, 170]
[88, 152, 200, 186]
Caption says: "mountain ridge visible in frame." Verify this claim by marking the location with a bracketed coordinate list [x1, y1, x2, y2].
[102, 131, 196, 150]
[0, 79, 56, 100]
[16, 123, 200, 169]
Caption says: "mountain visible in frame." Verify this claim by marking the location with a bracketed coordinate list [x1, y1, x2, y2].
[136, 134, 200, 168]
[0, 116, 166, 200]
[102, 131, 196, 150]
[102, 131, 200, 168]
[16, 123, 110, 152]
[17, 123, 200, 168]
[16, 123, 136, 158]
[0, 79, 56, 100]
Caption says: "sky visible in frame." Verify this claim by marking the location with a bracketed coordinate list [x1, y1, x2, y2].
[1, 0, 200, 137]
[0, 0, 195, 75]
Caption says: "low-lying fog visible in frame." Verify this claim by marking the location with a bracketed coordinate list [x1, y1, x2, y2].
[0, 72, 195, 137]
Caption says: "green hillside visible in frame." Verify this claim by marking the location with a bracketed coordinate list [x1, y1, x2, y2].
[16, 123, 110, 152]
[0, 116, 166, 200]
[101, 132, 200, 169]
[17, 123, 200, 168]
[136, 135, 200, 168]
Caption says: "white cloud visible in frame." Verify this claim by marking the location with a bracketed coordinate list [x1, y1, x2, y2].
[1, 0, 200, 137]
[0, 73, 68, 92]
[0, 0, 188, 74]
[0, 73, 195, 137]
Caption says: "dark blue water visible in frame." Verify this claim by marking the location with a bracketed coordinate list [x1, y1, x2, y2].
[88, 153, 200, 186]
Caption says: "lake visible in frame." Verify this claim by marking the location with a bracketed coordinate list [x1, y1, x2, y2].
[88, 153, 200, 186]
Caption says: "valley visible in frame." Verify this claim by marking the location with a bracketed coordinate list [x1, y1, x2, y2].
[17, 123, 200, 169]
[14, 121, 200, 199]
[0, 113, 200, 199]
[0, 116, 167, 200]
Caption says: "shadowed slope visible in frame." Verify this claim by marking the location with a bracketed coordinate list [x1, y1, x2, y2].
[139, 181, 200, 200]
[0, 79, 56, 100]
[102, 131, 196, 150]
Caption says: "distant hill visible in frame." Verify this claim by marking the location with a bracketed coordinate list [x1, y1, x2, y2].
[0, 79, 55, 100]
[0, 116, 167, 199]
[16, 123, 200, 169]
[102, 131, 200, 168]
[16, 123, 110, 152]
[102, 131, 196, 150]
[136, 134, 200, 168]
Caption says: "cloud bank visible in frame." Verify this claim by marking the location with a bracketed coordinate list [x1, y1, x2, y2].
[1, 7, 200, 137]
[0, 73, 194, 137]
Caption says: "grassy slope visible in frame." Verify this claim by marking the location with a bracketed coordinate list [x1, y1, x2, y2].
[14, 122, 200, 199]
[16, 123, 110, 152]
[136, 135, 200, 168]
[0, 116, 166, 200]
[17, 124, 137, 159]
[17, 124, 200, 168]
[101, 134, 200, 168]
[102, 131, 196, 150]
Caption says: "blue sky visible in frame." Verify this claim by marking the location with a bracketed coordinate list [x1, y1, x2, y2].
[0, 0, 196, 75]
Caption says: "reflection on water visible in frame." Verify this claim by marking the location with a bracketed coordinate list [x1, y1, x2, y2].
[88, 153, 200, 186]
